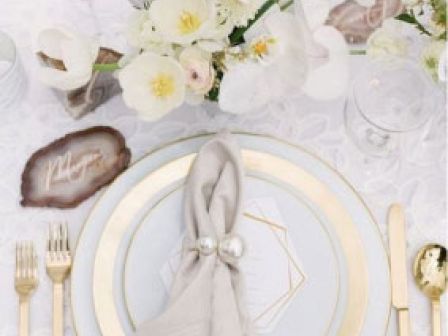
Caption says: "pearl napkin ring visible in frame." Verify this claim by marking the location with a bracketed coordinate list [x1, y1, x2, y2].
[193, 235, 245, 264]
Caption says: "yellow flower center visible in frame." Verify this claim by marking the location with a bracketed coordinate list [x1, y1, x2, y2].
[178, 11, 201, 35]
[150, 74, 175, 98]
[253, 41, 268, 56]
[251, 37, 276, 57]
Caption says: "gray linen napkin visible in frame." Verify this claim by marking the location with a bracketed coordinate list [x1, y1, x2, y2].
[137, 132, 251, 336]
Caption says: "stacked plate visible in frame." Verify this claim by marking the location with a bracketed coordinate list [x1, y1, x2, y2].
[71, 133, 394, 335]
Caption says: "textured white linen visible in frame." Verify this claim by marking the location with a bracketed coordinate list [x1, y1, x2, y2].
[137, 132, 252, 336]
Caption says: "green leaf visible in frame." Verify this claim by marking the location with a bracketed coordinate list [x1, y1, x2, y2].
[395, 13, 416, 24]
[395, 13, 432, 36]
[229, 0, 278, 46]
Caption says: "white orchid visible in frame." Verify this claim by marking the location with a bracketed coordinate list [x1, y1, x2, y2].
[37, 27, 99, 91]
[219, 10, 308, 114]
[179, 46, 215, 104]
[366, 19, 409, 60]
[149, 0, 214, 45]
[296, 0, 349, 100]
[118, 52, 186, 120]
[219, 0, 350, 114]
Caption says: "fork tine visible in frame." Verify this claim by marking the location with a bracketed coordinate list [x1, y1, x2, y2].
[52, 223, 58, 252]
[62, 222, 68, 252]
[47, 224, 52, 252]
[32, 244, 38, 279]
[15, 242, 21, 278]
[26, 242, 32, 278]
[58, 223, 63, 252]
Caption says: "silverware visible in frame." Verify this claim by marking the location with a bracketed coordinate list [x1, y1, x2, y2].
[15, 241, 38, 336]
[413, 244, 447, 336]
[388, 204, 410, 336]
[46, 223, 72, 336]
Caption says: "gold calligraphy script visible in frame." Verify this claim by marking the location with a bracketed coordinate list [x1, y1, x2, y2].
[45, 150, 104, 191]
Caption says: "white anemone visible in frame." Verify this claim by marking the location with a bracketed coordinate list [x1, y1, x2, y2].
[149, 0, 214, 44]
[37, 27, 99, 91]
[118, 52, 186, 120]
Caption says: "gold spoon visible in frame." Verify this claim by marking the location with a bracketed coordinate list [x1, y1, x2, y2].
[413, 244, 447, 336]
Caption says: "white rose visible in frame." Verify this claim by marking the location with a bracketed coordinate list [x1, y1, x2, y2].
[37, 27, 99, 91]
[126, 9, 172, 54]
[179, 46, 215, 99]
[367, 19, 409, 60]
[149, 0, 214, 45]
[118, 52, 186, 120]
[421, 40, 445, 81]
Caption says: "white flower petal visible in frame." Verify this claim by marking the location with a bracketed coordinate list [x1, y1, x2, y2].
[118, 52, 186, 120]
[219, 62, 269, 114]
[38, 67, 91, 91]
[37, 27, 71, 59]
[302, 26, 349, 100]
[297, 0, 331, 31]
[150, 0, 213, 44]
[37, 27, 99, 91]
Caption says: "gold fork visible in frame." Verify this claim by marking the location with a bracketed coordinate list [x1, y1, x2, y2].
[46, 223, 72, 336]
[15, 241, 38, 336]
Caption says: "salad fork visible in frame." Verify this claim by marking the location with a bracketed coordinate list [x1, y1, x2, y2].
[46, 223, 72, 336]
[15, 241, 38, 336]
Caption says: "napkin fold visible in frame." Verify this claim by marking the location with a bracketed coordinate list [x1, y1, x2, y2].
[137, 132, 251, 336]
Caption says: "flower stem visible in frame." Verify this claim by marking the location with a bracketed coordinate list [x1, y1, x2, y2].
[280, 0, 294, 10]
[92, 63, 120, 72]
[229, 0, 278, 45]
[350, 49, 367, 55]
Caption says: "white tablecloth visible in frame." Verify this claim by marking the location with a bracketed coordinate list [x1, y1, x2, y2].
[0, 0, 446, 335]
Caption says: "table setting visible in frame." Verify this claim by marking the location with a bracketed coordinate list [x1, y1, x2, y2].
[0, 0, 446, 335]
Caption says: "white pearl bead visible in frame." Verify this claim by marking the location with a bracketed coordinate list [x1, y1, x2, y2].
[218, 235, 245, 263]
[196, 236, 217, 256]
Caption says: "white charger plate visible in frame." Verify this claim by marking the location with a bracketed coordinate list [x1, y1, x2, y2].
[71, 133, 393, 336]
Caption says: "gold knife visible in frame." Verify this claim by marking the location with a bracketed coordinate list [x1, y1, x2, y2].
[388, 204, 411, 336]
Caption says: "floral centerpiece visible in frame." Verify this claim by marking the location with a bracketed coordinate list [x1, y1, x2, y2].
[367, 0, 446, 82]
[36, 0, 351, 120]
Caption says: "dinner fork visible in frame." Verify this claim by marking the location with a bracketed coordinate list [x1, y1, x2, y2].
[15, 241, 38, 336]
[46, 223, 72, 336]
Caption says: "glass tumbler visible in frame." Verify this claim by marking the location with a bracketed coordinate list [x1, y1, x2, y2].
[0, 31, 26, 109]
[344, 58, 437, 157]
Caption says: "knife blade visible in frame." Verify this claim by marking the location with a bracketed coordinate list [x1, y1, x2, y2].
[388, 203, 410, 336]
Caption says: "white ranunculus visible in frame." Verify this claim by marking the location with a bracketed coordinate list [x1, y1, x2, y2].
[118, 52, 186, 120]
[149, 0, 214, 45]
[367, 19, 409, 59]
[126, 9, 172, 54]
[179, 46, 215, 104]
[37, 27, 99, 91]
[421, 40, 445, 81]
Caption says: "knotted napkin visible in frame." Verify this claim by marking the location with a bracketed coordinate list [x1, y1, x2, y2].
[137, 132, 251, 336]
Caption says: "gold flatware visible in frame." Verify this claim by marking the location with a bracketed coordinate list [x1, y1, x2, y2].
[388, 204, 410, 336]
[15, 241, 38, 336]
[46, 223, 72, 336]
[413, 244, 447, 336]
